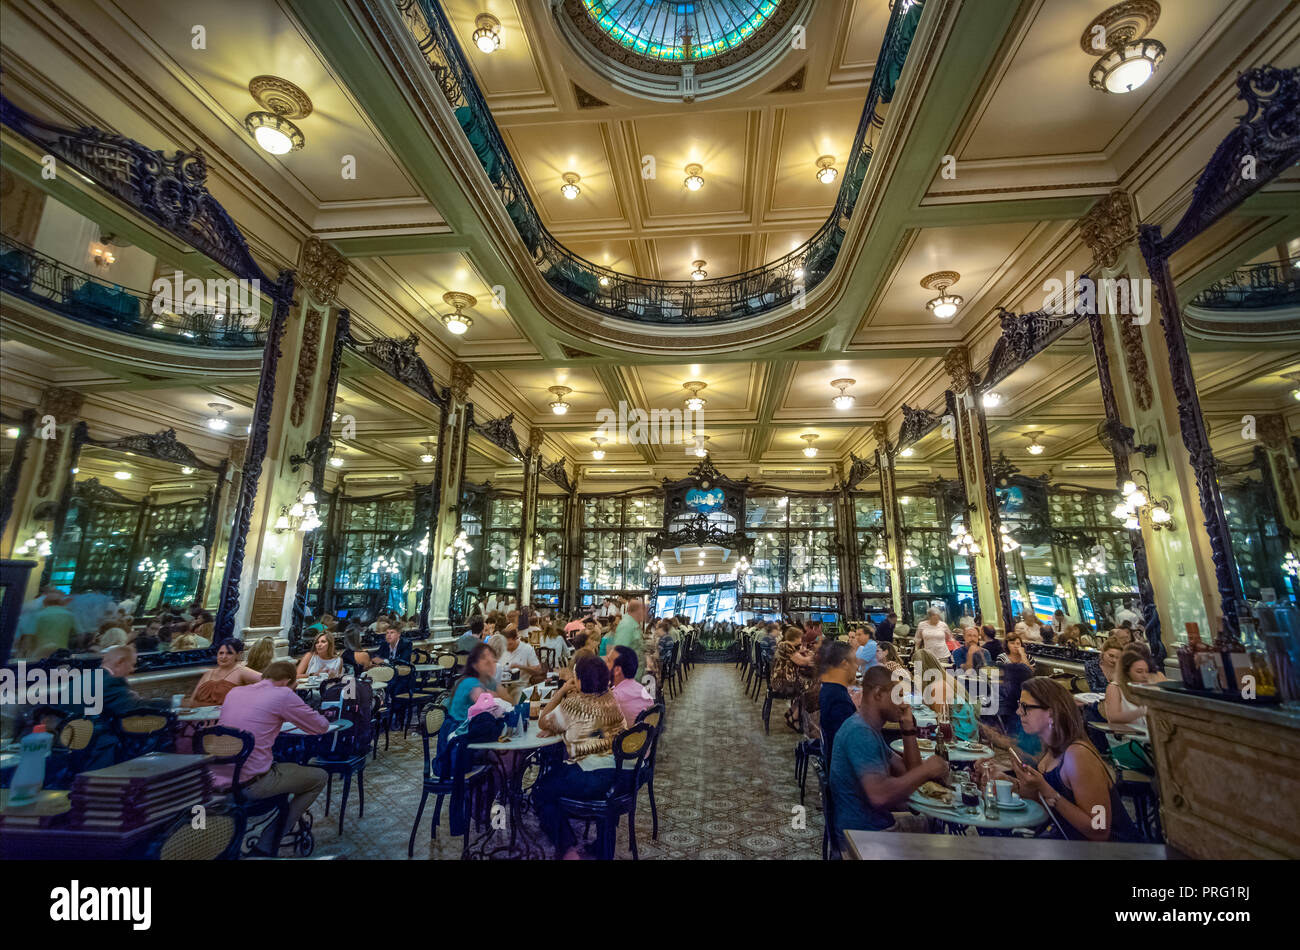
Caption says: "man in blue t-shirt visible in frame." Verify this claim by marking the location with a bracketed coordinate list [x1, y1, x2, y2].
[829, 666, 947, 839]
[854, 626, 878, 673]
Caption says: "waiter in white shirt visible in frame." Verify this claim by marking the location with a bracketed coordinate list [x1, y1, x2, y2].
[913, 607, 953, 662]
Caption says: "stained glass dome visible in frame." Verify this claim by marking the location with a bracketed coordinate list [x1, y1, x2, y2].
[580, 0, 783, 64]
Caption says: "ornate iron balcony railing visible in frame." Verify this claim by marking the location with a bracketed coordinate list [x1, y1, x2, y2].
[0, 234, 269, 348]
[400, 0, 924, 325]
[1189, 258, 1300, 311]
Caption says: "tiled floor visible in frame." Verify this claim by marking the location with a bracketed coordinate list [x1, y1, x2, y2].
[310, 660, 825, 860]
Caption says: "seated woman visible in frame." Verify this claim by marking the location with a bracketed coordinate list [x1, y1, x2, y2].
[532, 655, 630, 859]
[1085, 636, 1124, 693]
[771, 625, 816, 731]
[297, 631, 343, 679]
[1103, 644, 1152, 730]
[1005, 676, 1140, 842]
[442, 643, 515, 760]
[183, 637, 261, 707]
[915, 648, 979, 742]
[245, 636, 276, 674]
[341, 626, 372, 674]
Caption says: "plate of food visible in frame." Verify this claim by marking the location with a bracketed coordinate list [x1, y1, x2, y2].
[916, 738, 936, 751]
[958, 740, 987, 752]
[915, 781, 955, 807]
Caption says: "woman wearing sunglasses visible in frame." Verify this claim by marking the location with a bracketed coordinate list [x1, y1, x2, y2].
[1004, 676, 1139, 842]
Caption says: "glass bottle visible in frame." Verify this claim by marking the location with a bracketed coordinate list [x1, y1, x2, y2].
[984, 779, 1000, 820]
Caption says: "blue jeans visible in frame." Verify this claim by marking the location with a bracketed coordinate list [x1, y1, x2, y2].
[533, 763, 617, 852]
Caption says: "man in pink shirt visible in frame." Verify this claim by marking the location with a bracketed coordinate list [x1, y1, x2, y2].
[606, 645, 652, 726]
[217, 660, 329, 853]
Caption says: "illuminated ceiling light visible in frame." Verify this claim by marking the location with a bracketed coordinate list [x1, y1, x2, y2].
[982, 391, 1002, 409]
[440, 291, 476, 335]
[683, 380, 707, 412]
[683, 163, 704, 191]
[793, 267, 805, 279]
[691, 434, 710, 458]
[90, 243, 116, 267]
[920, 270, 962, 320]
[599, 275, 610, 287]
[181, 466, 196, 475]
[206, 403, 233, 432]
[899, 446, 915, 458]
[4, 426, 19, 439]
[815, 155, 838, 184]
[548, 385, 573, 414]
[591, 436, 606, 460]
[831, 378, 856, 411]
[472, 12, 502, 52]
[244, 112, 304, 154]
[690, 260, 708, 281]
[329, 456, 344, 468]
[1025, 430, 1045, 455]
[333, 398, 344, 423]
[1292, 388, 1300, 402]
[243, 76, 311, 155]
[113, 470, 131, 480]
[800, 433, 819, 458]
[1082, 4, 1165, 95]
[419, 440, 435, 464]
[560, 171, 581, 200]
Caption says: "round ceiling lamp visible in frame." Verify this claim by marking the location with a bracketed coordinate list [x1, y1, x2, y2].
[419, 440, 436, 464]
[899, 446, 915, 458]
[560, 172, 581, 200]
[801, 433, 819, 458]
[690, 260, 708, 281]
[815, 155, 838, 184]
[329, 455, 344, 468]
[982, 391, 1003, 408]
[683, 164, 705, 191]
[113, 470, 131, 481]
[206, 403, 233, 432]
[591, 437, 606, 460]
[920, 271, 962, 320]
[473, 12, 502, 53]
[692, 434, 710, 458]
[683, 380, 708, 411]
[831, 378, 856, 410]
[244, 76, 311, 155]
[548, 385, 573, 414]
[1082, 2, 1166, 94]
[1025, 430, 1045, 455]
[440, 291, 477, 335]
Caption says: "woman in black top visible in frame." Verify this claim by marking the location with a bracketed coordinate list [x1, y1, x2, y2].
[815, 639, 860, 764]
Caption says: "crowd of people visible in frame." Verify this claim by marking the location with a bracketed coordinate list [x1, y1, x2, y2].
[13, 589, 222, 660]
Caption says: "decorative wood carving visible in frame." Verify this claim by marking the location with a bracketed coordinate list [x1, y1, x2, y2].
[942, 345, 972, 393]
[1118, 311, 1153, 410]
[289, 307, 323, 427]
[86, 428, 219, 472]
[296, 237, 348, 307]
[450, 361, 474, 403]
[1079, 188, 1136, 269]
[898, 404, 941, 448]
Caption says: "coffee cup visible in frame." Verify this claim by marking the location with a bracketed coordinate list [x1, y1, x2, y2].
[995, 779, 1014, 804]
[171, 694, 185, 709]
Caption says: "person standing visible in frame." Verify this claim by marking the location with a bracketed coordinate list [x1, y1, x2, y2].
[17, 591, 79, 658]
[611, 598, 647, 678]
[875, 611, 897, 644]
[912, 607, 953, 662]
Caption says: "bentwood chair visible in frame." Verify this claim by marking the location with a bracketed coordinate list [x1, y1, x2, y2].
[364, 664, 395, 757]
[312, 678, 373, 834]
[554, 723, 653, 860]
[407, 707, 490, 858]
[633, 704, 665, 839]
[43, 714, 98, 787]
[112, 708, 176, 761]
[146, 805, 244, 860]
[536, 646, 557, 670]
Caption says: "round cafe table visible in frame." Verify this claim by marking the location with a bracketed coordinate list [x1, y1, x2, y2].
[274, 718, 352, 764]
[889, 738, 995, 763]
[176, 705, 222, 723]
[907, 787, 1049, 833]
[466, 730, 563, 859]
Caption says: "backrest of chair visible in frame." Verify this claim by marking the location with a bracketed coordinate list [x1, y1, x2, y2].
[366, 664, 395, 684]
[57, 716, 95, 751]
[436, 653, 457, 670]
[536, 646, 556, 668]
[821, 762, 841, 859]
[191, 726, 254, 791]
[412, 647, 431, 665]
[392, 662, 414, 694]
[117, 710, 172, 735]
[634, 703, 665, 766]
[152, 808, 242, 860]
[419, 706, 447, 772]
[611, 722, 653, 793]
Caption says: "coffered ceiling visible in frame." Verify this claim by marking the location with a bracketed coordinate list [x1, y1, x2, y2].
[2, 0, 1298, 493]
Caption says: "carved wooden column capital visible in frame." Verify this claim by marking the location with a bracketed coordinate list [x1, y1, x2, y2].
[942, 345, 972, 393]
[1080, 189, 1137, 269]
[296, 237, 348, 307]
[38, 387, 84, 423]
[450, 361, 474, 403]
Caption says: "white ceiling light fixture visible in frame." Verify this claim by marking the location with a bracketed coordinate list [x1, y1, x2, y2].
[920, 270, 963, 320]
[690, 260, 708, 281]
[1025, 430, 1045, 455]
[329, 456, 344, 468]
[472, 12, 502, 53]
[1083, 2, 1166, 95]
[113, 470, 131, 481]
[800, 433, 819, 458]
[590, 437, 606, 460]
[244, 76, 310, 155]
[815, 155, 838, 184]
[982, 391, 1003, 409]
[206, 403, 233, 432]
[683, 163, 705, 191]
[419, 440, 436, 464]
[439, 291, 476, 336]
[683, 380, 707, 412]
[899, 446, 915, 458]
[548, 385, 573, 414]
[831, 378, 856, 410]
[691, 434, 710, 458]
[560, 171, 581, 200]
[181, 466, 196, 475]
[4, 426, 19, 439]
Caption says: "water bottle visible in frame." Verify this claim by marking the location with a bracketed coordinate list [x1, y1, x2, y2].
[10, 725, 54, 805]
[984, 779, 1000, 820]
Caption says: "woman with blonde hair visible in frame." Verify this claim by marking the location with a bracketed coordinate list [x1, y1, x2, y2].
[245, 636, 276, 674]
[297, 630, 342, 678]
[915, 648, 979, 742]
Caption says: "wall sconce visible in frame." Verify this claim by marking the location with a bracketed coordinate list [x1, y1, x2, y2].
[276, 486, 321, 533]
[90, 243, 116, 269]
[1113, 470, 1175, 530]
[949, 523, 981, 557]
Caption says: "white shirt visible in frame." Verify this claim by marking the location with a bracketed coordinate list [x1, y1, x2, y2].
[915, 620, 952, 661]
[539, 634, 569, 665]
[1114, 607, 1141, 627]
[1015, 621, 1043, 643]
[501, 642, 539, 671]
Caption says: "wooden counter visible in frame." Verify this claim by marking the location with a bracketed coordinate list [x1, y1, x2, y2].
[1131, 683, 1300, 859]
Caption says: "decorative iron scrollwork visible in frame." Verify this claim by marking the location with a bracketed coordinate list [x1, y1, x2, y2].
[357, 333, 448, 410]
[539, 457, 573, 494]
[87, 428, 219, 473]
[898, 404, 940, 448]
[470, 411, 524, 460]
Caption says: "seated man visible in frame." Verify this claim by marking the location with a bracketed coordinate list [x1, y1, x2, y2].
[606, 645, 653, 726]
[217, 660, 329, 855]
[501, 627, 543, 682]
[854, 626, 878, 673]
[455, 616, 485, 654]
[374, 624, 412, 665]
[829, 666, 947, 840]
[952, 627, 992, 671]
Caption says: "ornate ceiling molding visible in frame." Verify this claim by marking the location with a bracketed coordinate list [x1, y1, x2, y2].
[297, 237, 349, 307]
[1079, 189, 1136, 270]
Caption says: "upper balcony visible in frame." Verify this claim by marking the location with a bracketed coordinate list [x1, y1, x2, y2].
[1184, 258, 1300, 342]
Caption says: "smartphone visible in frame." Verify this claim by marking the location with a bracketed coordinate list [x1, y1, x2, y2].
[1008, 747, 1024, 767]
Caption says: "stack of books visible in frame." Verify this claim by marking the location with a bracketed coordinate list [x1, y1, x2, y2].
[68, 753, 211, 832]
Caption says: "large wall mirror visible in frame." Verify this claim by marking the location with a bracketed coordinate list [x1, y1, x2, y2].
[454, 429, 525, 619]
[896, 424, 968, 625]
